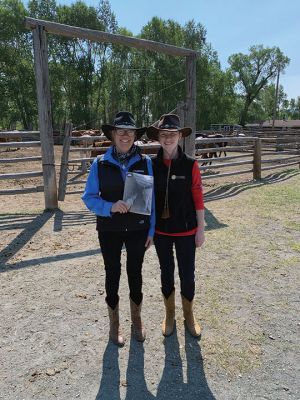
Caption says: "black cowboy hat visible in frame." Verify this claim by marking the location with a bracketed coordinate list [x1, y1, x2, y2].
[101, 111, 146, 141]
[146, 114, 192, 140]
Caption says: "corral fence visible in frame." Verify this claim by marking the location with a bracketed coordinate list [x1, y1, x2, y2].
[195, 134, 300, 181]
[57, 124, 300, 200]
[1, 126, 299, 202]
[243, 127, 300, 152]
[0, 131, 45, 195]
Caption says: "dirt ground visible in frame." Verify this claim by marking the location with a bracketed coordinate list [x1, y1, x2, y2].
[0, 146, 300, 400]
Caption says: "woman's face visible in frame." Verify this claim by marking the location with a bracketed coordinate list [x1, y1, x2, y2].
[112, 128, 136, 153]
[158, 130, 182, 155]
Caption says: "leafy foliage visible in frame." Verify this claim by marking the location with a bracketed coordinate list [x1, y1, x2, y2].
[0, 1, 296, 131]
[228, 45, 290, 125]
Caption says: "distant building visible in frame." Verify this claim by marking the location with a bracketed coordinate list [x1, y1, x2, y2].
[245, 120, 300, 130]
[210, 124, 243, 133]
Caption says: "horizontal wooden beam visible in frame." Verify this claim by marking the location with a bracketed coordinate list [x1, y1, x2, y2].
[25, 17, 199, 57]
[0, 156, 42, 163]
[262, 155, 300, 163]
[70, 136, 106, 142]
[195, 136, 258, 144]
[0, 171, 43, 180]
[201, 168, 253, 180]
[261, 161, 300, 171]
[0, 186, 44, 195]
[200, 153, 252, 162]
[200, 159, 253, 171]
[0, 141, 41, 147]
[196, 145, 253, 153]
[0, 131, 40, 138]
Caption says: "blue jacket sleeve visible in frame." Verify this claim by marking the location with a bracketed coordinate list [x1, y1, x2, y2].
[81, 158, 113, 217]
[146, 157, 156, 237]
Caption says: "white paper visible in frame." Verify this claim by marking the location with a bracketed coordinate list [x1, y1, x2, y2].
[123, 172, 153, 215]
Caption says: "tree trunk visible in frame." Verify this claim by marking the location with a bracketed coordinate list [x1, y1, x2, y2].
[239, 96, 252, 126]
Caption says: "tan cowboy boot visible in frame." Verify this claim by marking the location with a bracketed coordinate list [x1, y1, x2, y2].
[130, 299, 146, 342]
[107, 303, 125, 346]
[162, 291, 175, 336]
[181, 295, 201, 338]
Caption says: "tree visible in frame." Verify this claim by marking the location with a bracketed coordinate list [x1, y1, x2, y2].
[286, 97, 300, 119]
[0, 0, 37, 129]
[228, 45, 290, 126]
[246, 83, 288, 122]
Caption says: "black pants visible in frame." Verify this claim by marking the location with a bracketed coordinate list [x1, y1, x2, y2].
[98, 229, 148, 309]
[154, 233, 196, 301]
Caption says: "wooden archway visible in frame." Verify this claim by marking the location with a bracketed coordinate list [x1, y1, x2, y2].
[25, 17, 198, 209]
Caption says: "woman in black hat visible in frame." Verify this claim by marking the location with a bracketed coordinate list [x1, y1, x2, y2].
[82, 111, 155, 346]
[147, 114, 205, 338]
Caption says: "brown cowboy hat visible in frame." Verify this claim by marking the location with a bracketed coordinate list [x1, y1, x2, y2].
[146, 114, 192, 140]
[101, 111, 146, 141]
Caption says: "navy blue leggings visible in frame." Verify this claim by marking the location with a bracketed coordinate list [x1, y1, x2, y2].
[98, 229, 148, 309]
[154, 233, 196, 301]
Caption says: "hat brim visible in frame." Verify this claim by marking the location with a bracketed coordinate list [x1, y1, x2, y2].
[101, 124, 146, 141]
[146, 126, 192, 141]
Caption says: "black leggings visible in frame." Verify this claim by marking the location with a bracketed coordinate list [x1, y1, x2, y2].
[154, 233, 196, 301]
[98, 229, 148, 309]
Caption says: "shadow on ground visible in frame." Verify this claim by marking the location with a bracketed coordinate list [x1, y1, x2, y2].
[1, 168, 298, 272]
[0, 209, 97, 271]
[204, 169, 299, 203]
[96, 324, 216, 400]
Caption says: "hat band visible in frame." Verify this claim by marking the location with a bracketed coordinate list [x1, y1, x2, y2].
[159, 124, 180, 130]
[115, 123, 137, 129]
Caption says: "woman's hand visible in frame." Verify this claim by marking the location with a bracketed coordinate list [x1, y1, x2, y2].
[111, 200, 130, 214]
[195, 228, 205, 248]
[145, 236, 153, 250]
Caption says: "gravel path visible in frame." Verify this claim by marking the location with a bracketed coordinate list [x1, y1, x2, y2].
[0, 168, 299, 400]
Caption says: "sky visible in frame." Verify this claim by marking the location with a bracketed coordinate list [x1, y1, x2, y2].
[62, 0, 300, 100]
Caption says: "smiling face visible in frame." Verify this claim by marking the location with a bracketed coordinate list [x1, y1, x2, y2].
[112, 128, 136, 153]
[158, 130, 182, 157]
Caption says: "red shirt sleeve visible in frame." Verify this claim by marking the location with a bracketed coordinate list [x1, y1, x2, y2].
[191, 160, 204, 210]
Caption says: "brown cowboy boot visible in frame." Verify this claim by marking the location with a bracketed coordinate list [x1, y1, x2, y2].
[181, 295, 201, 338]
[162, 291, 175, 336]
[130, 299, 146, 342]
[107, 303, 125, 346]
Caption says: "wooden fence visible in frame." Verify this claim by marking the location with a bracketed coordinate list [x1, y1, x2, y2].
[1, 127, 299, 202]
[57, 131, 300, 200]
[243, 127, 300, 152]
[0, 131, 45, 195]
[196, 135, 300, 180]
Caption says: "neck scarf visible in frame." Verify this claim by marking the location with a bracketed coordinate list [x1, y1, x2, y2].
[112, 144, 139, 165]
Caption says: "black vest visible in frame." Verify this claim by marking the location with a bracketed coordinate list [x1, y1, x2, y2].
[96, 155, 150, 232]
[152, 146, 197, 233]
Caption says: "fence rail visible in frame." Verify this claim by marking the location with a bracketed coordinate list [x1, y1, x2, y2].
[0, 131, 40, 138]
[0, 141, 41, 148]
[57, 132, 300, 200]
[0, 131, 43, 190]
[1, 128, 299, 201]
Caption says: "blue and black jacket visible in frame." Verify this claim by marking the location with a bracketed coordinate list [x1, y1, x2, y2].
[82, 146, 155, 236]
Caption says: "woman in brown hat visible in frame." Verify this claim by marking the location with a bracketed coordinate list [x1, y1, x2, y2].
[147, 114, 205, 338]
[82, 111, 155, 346]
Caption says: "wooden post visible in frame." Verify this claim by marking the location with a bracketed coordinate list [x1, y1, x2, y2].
[272, 67, 280, 130]
[32, 25, 58, 209]
[276, 129, 284, 152]
[58, 123, 72, 201]
[184, 54, 197, 156]
[253, 138, 262, 180]
[80, 137, 89, 173]
[176, 101, 186, 151]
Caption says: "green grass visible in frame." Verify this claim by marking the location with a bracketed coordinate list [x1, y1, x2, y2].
[290, 242, 300, 252]
[199, 173, 300, 377]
